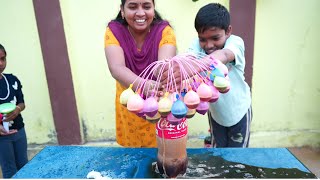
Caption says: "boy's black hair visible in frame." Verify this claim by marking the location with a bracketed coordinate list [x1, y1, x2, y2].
[0, 44, 6, 55]
[195, 3, 230, 33]
[114, 0, 163, 25]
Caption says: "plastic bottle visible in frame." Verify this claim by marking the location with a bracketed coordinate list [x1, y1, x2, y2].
[156, 117, 188, 178]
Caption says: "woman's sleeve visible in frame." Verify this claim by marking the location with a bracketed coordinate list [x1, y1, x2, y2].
[104, 27, 120, 47]
[159, 26, 177, 47]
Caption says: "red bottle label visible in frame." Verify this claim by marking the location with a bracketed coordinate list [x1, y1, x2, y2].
[156, 118, 188, 139]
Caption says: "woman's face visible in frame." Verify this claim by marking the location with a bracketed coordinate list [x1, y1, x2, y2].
[121, 0, 155, 33]
[0, 50, 7, 74]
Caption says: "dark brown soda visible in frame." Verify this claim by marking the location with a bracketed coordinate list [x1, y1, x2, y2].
[156, 156, 188, 178]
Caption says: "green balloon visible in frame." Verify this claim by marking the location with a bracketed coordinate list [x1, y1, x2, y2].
[0, 103, 16, 114]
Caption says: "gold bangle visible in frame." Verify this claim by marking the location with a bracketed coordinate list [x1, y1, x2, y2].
[16, 105, 22, 111]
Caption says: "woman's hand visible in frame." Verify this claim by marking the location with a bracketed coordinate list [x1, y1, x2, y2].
[0, 124, 17, 135]
[160, 62, 182, 92]
[143, 80, 164, 97]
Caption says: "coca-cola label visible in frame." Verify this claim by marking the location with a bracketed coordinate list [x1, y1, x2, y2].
[156, 118, 188, 139]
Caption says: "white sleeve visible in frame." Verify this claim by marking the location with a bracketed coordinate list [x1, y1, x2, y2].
[224, 35, 245, 72]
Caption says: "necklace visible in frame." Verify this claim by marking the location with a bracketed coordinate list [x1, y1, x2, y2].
[0, 73, 10, 100]
[127, 26, 138, 45]
[127, 26, 151, 48]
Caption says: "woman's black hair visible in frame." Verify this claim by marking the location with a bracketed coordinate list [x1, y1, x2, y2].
[113, 0, 163, 25]
[0, 44, 6, 56]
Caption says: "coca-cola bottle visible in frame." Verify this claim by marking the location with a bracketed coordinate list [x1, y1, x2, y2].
[156, 117, 188, 178]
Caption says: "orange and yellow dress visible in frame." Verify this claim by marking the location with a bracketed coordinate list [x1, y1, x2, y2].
[104, 25, 176, 147]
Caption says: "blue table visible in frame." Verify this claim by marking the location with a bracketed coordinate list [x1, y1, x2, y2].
[13, 146, 316, 178]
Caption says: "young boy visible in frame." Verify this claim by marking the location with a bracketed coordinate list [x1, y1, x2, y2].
[189, 3, 252, 147]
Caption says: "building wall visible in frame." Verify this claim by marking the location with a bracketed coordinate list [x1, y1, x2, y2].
[251, 0, 320, 147]
[0, 0, 319, 147]
[0, 0, 57, 144]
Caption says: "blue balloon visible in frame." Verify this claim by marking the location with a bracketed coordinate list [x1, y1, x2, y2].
[209, 68, 224, 81]
[171, 95, 188, 119]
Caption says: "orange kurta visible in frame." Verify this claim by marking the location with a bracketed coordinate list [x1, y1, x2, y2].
[105, 25, 176, 147]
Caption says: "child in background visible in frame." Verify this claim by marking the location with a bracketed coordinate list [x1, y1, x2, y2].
[0, 44, 28, 178]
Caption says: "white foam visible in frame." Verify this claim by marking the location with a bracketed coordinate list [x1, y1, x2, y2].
[86, 170, 113, 179]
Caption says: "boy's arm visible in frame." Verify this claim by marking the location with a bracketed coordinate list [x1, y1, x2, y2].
[209, 35, 245, 65]
[209, 49, 235, 65]
[183, 36, 244, 76]
[187, 36, 242, 68]
[214, 35, 245, 66]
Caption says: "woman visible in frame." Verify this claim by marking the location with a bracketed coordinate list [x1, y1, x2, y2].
[104, 0, 176, 147]
[0, 44, 28, 178]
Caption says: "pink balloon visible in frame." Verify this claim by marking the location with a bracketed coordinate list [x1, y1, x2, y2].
[127, 94, 144, 113]
[197, 82, 213, 102]
[208, 85, 220, 103]
[184, 90, 200, 109]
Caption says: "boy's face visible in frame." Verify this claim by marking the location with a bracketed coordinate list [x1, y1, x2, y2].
[198, 26, 231, 54]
